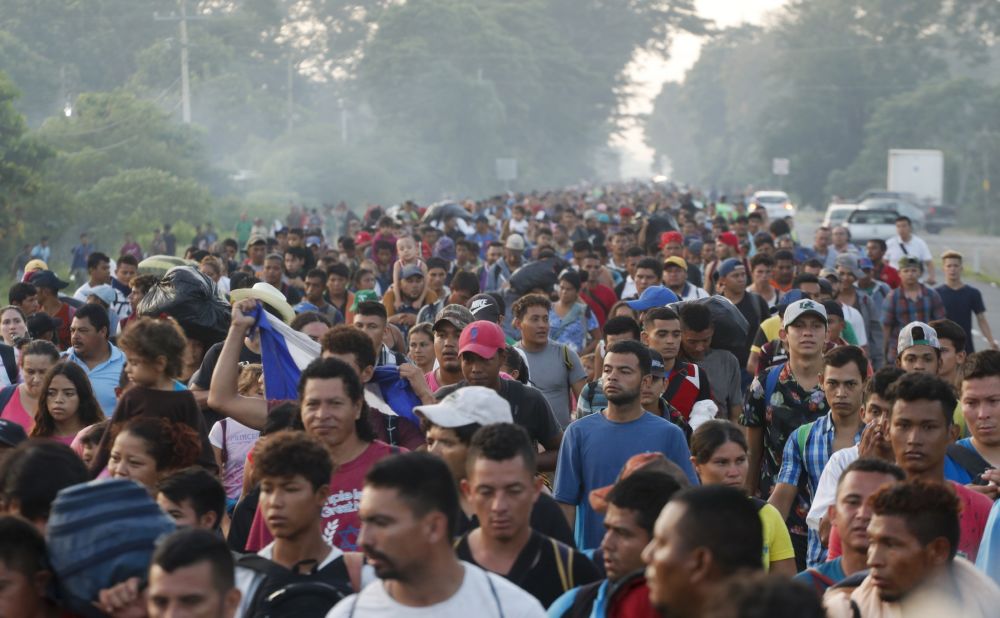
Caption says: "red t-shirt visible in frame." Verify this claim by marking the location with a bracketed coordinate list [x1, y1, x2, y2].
[244, 440, 402, 552]
[827, 480, 991, 563]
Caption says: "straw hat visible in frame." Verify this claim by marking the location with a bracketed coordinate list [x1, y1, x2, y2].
[230, 282, 296, 324]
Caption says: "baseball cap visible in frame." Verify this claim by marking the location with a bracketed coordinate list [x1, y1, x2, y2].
[30, 270, 69, 291]
[664, 256, 687, 270]
[859, 257, 874, 270]
[350, 289, 379, 311]
[619, 207, 635, 219]
[898, 256, 923, 272]
[835, 254, 864, 279]
[897, 321, 940, 355]
[625, 286, 678, 312]
[717, 231, 739, 249]
[583, 209, 599, 221]
[597, 213, 611, 224]
[434, 304, 474, 333]
[467, 293, 501, 323]
[649, 349, 668, 379]
[782, 298, 828, 328]
[0, 419, 27, 448]
[588, 452, 687, 513]
[821, 300, 844, 320]
[717, 257, 743, 278]
[400, 264, 424, 279]
[354, 231, 373, 245]
[459, 321, 506, 359]
[819, 268, 840, 283]
[505, 234, 526, 251]
[688, 239, 704, 254]
[659, 231, 683, 248]
[414, 386, 512, 428]
[86, 284, 116, 307]
[24, 259, 48, 273]
[27, 312, 61, 338]
[244, 235, 266, 250]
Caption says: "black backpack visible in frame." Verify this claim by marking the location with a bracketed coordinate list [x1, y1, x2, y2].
[237, 553, 353, 617]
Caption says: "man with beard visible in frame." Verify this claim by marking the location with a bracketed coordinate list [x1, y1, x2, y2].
[328, 453, 545, 616]
[554, 340, 698, 550]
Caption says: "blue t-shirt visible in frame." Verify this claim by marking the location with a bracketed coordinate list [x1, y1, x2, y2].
[794, 556, 846, 594]
[937, 284, 986, 353]
[553, 411, 699, 550]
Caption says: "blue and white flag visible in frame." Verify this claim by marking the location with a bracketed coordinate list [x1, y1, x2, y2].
[249, 303, 320, 401]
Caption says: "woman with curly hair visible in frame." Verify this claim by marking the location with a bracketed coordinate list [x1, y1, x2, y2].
[107, 416, 202, 494]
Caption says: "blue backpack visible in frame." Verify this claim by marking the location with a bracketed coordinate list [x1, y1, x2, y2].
[46, 479, 176, 618]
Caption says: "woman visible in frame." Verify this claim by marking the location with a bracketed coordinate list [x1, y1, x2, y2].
[549, 270, 600, 355]
[689, 419, 797, 576]
[31, 362, 104, 446]
[0, 306, 28, 347]
[407, 322, 435, 375]
[0, 340, 60, 432]
[607, 300, 639, 322]
[107, 416, 202, 494]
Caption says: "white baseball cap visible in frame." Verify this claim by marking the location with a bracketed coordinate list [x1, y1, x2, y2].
[782, 298, 828, 328]
[414, 386, 512, 428]
[897, 321, 940, 355]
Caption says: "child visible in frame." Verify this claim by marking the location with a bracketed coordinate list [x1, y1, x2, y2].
[391, 235, 428, 311]
[209, 363, 262, 501]
[78, 420, 109, 467]
[30, 362, 104, 446]
[90, 317, 214, 476]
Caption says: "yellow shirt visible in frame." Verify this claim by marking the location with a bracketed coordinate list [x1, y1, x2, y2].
[759, 500, 796, 570]
[752, 315, 783, 355]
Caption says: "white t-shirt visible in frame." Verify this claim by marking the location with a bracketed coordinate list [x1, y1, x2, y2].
[208, 418, 260, 499]
[885, 235, 932, 269]
[806, 445, 859, 530]
[326, 561, 545, 618]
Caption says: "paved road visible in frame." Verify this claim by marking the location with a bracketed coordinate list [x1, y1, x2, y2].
[797, 212, 1000, 351]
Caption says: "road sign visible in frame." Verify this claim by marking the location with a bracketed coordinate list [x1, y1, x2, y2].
[772, 158, 790, 176]
[496, 158, 518, 182]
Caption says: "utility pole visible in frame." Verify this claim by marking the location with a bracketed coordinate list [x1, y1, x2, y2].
[154, 1, 216, 124]
[287, 54, 294, 132]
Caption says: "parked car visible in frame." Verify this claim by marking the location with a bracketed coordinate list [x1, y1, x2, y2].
[750, 191, 796, 220]
[856, 198, 926, 229]
[922, 204, 956, 234]
[845, 209, 900, 243]
[822, 203, 858, 228]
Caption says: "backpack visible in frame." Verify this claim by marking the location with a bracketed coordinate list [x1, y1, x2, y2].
[947, 442, 993, 485]
[46, 479, 177, 618]
[238, 553, 354, 617]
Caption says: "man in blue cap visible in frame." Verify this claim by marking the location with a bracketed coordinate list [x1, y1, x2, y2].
[715, 257, 769, 375]
[625, 285, 678, 321]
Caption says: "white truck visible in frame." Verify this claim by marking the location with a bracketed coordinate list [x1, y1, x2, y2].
[887, 149, 943, 206]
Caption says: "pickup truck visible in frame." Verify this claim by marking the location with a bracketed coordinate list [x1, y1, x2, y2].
[855, 190, 954, 233]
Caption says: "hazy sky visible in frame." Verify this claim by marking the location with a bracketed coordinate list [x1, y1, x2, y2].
[616, 0, 788, 178]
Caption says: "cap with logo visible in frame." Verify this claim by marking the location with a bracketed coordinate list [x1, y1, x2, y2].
[433, 304, 474, 333]
[625, 285, 678, 312]
[782, 298, 828, 328]
[459, 321, 506, 359]
[467, 293, 501, 323]
[897, 321, 940, 355]
[648, 349, 669, 379]
[413, 386, 513, 428]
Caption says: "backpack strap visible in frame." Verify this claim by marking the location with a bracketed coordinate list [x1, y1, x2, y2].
[763, 363, 784, 407]
[484, 570, 505, 618]
[550, 537, 574, 592]
[566, 581, 604, 618]
[804, 567, 837, 594]
[796, 421, 815, 464]
[947, 442, 993, 484]
[0, 385, 17, 414]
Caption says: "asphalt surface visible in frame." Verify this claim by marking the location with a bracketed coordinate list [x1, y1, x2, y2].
[797, 211, 1000, 350]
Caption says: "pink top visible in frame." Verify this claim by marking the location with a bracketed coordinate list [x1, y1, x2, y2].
[1, 387, 33, 433]
[50, 434, 77, 447]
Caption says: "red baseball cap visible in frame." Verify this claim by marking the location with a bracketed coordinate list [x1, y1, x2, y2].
[717, 231, 739, 249]
[459, 321, 506, 359]
[619, 207, 634, 219]
[659, 231, 683, 248]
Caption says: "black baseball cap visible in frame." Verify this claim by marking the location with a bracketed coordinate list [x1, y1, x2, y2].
[467, 293, 501, 323]
[29, 270, 69, 291]
[0, 419, 27, 447]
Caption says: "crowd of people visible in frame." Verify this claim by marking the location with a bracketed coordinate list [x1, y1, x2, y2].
[3, 185, 1000, 617]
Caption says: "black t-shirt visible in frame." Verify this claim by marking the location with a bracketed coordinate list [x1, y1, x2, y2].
[454, 492, 575, 548]
[733, 291, 769, 369]
[433, 379, 562, 446]
[193, 341, 262, 390]
[455, 530, 599, 608]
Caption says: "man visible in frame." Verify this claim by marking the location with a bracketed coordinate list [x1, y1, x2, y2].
[30, 236, 51, 263]
[865, 239, 901, 289]
[113, 253, 139, 312]
[752, 231, 775, 257]
[795, 458, 905, 594]
[952, 350, 1000, 492]
[894, 321, 942, 378]
[641, 486, 763, 618]
[703, 231, 739, 295]
[771, 249, 796, 294]
[7, 282, 39, 317]
[147, 528, 242, 618]
[425, 305, 474, 392]
[824, 481, 1000, 618]
[64, 303, 125, 415]
[835, 255, 883, 368]
[70, 232, 93, 284]
[0, 516, 66, 617]
[886, 372, 992, 562]
[930, 319, 966, 389]
[615, 247, 644, 299]
[769, 346, 868, 569]
[937, 250, 997, 352]
[262, 253, 302, 304]
[885, 215, 935, 284]
[659, 231, 685, 260]
[300, 268, 345, 324]
[156, 467, 227, 530]
[328, 453, 546, 616]
[678, 303, 742, 422]
[640, 307, 714, 423]
[236, 431, 359, 611]
[73, 252, 113, 302]
[881, 256, 945, 364]
[353, 301, 407, 367]
[742, 299, 830, 497]
[715, 257, 769, 371]
[467, 215, 498, 257]
[383, 265, 436, 337]
[415, 386, 573, 545]
[417, 271, 478, 326]
[325, 263, 355, 321]
[478, 242, 504, 291]
[662, 256, 707, 301]
[433, 320, 563, 472]
[549, 470, 680, 617]
[244, 236, 267, 275]
[747, 253, 777, 307]
[513, 294, 587, 428]
[811, 227, 836, 269]
[554, 340, 698, 550]
[632, 258, 662, 300]
[484, 234, 525, 292]
[455, 424, 599, 607]
[576, 316, 642, 420]
[579, 253, 618, 328]
[830, 226, 859, 259]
